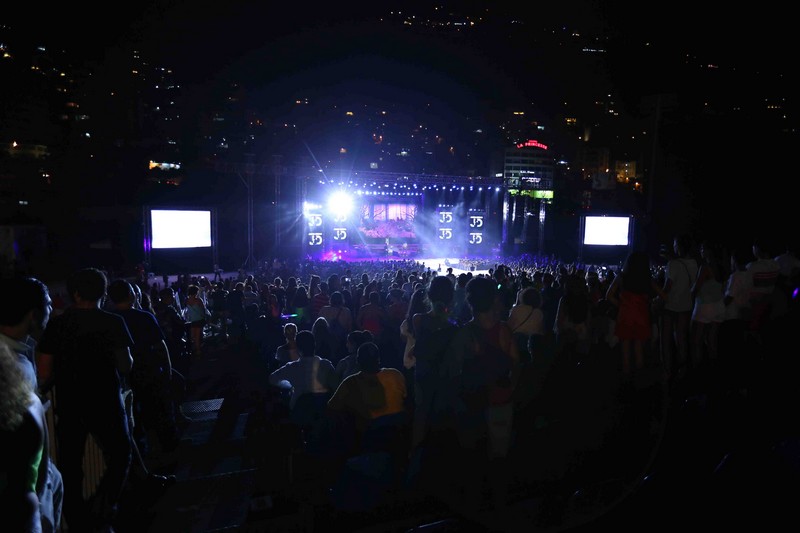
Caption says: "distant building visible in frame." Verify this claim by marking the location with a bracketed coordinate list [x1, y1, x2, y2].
[496, 141, 555, 252]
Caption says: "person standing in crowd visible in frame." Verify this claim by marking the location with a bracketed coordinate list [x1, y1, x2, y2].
[107, 279, 180, 459]
[386, 288, 408, 332]
[540, 270, 560, 334]
[442, 275, 519, 511]
[356, 290, 389, 344]
[242, 281, 260, 310]
[445, 267, 457, 286]
[492, 265, 515, 321]
[659, 234, 699, 380]
[402, 272, 419, 301]
[327, 341, 408, 447]
[36, 267, 134, 533]
[284, 277, 299, 315]
[268, 330, 338, 410]
[311, 280, 330, 320]
[0, 278, 50, 399]
[307, 274, 322, 299]
[183, 284, 209, 356]
[196, 276, 213, 307]
[226, 282, 247, 342]
[209, 282, 230, 340]
[274, 322, 301, 368]
[318, 291, 353, 362]
[720, 246, 754, 373]
[0, 277, 63, 533]
[506, 286, 545, 364]
[606, 251, 666, 378]
[334, 330, 373, 383]
[451, 273, 472, 326]
[401, 287, 430, 371]
[260, 282, 281, 324]
[0, 344, 47, 532]
[689, 241, 726, 372]
[408, 275, 457, 451]
[271, 277, 287, 315]
[154, 287, 189, 374]
[553, 273, 593, 363]
[290, 284, 313, 331]
[311, 316, 336, 361]
[326, 274, 342, 299]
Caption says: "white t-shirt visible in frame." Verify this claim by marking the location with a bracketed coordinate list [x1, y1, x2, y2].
[508, 304, 545, 336]
[724, 270, 752, 321]
[664, 257, 699, 313]
[746, 258, 780, 297]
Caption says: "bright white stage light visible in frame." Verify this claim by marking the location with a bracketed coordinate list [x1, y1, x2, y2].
[328, 191, 353, 219]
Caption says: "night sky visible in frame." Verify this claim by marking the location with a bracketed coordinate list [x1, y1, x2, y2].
[7, 2, 798, 250]
[6, 2, 786, 122]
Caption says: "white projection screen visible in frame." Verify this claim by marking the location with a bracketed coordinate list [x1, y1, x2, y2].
[151, 209, 212, 249]
[582, 215, 631, 246]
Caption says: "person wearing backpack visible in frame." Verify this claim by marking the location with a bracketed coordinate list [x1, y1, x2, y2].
[405, 276, 458, 495]
[408, 276, 458, 450]
[443, 275, 520, 511]
[318, 291, 353, 362]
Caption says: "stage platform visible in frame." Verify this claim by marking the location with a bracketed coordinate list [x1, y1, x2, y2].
[415, 257, 491, 277]
[133, 257, 492, 294]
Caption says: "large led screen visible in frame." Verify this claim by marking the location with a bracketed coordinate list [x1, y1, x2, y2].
[582, 216, 630, 246]
[151, 209, 211, 249]
[357, 202, 418, 240]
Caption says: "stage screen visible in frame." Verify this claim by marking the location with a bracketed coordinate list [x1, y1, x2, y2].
[582, 216, 630, 246]
[151, 209, 211, 249]
[357, 202, 418, 241]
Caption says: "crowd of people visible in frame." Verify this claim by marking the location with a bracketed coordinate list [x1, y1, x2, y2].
[1, 232, 798, 531]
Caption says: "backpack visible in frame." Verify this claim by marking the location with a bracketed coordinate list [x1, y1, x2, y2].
[211, 289, 228, 312]
[413, 315, 458, 384]
[462, 321, 514, 408]
[329, 308, 348, 340]
[328, 308, 349, 359]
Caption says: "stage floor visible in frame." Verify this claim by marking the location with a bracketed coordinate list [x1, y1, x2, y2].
[415, 257, 491, 277]
[145, 256, 491, 291]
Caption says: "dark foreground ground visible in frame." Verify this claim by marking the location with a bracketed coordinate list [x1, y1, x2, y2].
[103, 315, 799, 533]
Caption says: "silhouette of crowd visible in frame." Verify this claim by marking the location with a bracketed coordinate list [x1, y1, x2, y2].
[2, 232, 799, 531]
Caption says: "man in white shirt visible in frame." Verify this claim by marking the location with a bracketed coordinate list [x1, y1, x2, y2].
[660, 234, 699, 378]
[269, 330, 338, 409]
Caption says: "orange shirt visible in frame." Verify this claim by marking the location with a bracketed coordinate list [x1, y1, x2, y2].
[328, 368, 407, 429]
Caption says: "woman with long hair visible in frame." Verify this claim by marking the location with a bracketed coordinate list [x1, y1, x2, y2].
[311, 316, 336, 361]
[401, 287, 431, 370]
[291, 285, 312, 330]
[409, 276, 456, 450]
[506, 286, 545, 364]
[606, 251, 666, 376]
[554, 274, 593, 363]
[0, 345, 46, 531]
